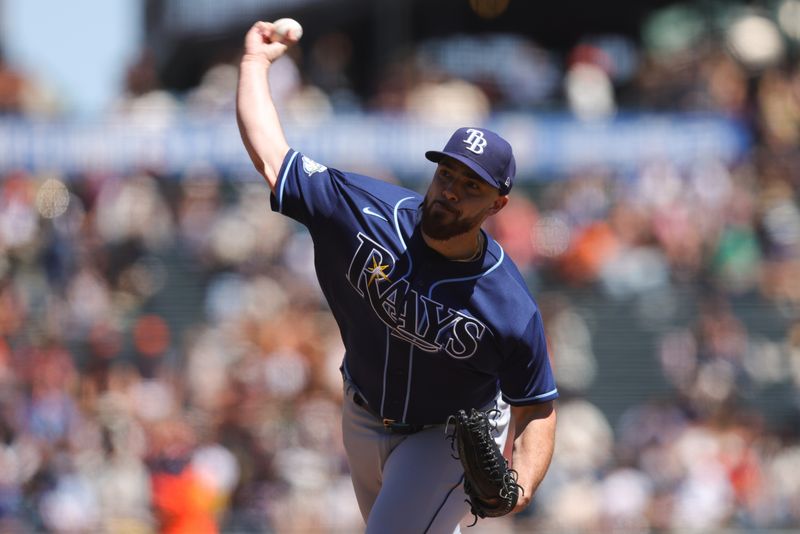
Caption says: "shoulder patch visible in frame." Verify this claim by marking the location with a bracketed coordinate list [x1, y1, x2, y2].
[302, 156, 328, 176]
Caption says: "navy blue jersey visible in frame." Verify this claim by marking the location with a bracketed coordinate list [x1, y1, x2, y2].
[271, 149, 558, 425]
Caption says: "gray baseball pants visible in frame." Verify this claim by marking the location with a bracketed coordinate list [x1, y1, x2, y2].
[341, 381, 511, 534]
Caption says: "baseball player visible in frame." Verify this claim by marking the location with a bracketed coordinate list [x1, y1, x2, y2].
[236, 21, 558, 533]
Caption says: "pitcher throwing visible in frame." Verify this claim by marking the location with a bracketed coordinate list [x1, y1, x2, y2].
[236, 20, 558, 533]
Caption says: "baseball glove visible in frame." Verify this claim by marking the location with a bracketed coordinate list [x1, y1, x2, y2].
[446, 408, 522, 525]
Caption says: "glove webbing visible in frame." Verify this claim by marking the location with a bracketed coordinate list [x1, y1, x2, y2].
[446, 408, 522, 526]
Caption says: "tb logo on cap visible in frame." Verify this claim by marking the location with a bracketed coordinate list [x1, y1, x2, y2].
[462, 128, 487, 155]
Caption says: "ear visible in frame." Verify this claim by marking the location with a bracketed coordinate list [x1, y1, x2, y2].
[488, 195, 509, 216]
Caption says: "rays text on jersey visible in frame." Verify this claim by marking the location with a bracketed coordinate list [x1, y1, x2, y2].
[347, 233, 486, 358]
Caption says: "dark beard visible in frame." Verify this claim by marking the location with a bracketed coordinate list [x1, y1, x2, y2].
[420, 199, 483, 240]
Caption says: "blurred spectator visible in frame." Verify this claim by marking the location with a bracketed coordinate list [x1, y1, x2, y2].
[185, 63, 239, 116]
[148, 418, 219, 534]
[0, 51, 28, 115]
[404, 73, 490, 125]
[307, 32, 360, 112]
[0, 49, 58, 116]
[757, 67, 800, 149]
[416, 34, 560, 109]
[110, 49, 180, 128]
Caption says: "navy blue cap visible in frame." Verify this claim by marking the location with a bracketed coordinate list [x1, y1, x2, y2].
[425, 127, 516, 195]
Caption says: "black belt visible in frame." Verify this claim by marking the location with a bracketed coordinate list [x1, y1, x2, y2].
[352, 391, 431, 435]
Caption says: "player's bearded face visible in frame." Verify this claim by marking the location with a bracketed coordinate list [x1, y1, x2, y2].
[421, 161, 501, 240]
[421, 196, 485, 240]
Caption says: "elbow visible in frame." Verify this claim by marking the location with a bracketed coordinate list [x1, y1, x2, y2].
[513, 400, 555, 430]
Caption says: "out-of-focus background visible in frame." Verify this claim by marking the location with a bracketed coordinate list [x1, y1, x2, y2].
[1, 0, 799, 532]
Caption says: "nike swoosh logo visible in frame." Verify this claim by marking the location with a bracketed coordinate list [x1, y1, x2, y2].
[362, 206, 388, 221]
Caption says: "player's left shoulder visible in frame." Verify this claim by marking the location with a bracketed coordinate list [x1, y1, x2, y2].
[481, 237, 539, 306]
[483, 238, 530, 286]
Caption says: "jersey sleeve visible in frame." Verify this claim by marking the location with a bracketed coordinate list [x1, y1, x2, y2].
[269, 148, 343, 227]
[498, 311, 559, 405]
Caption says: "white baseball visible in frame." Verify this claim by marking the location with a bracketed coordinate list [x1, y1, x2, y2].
[272, 18, 303, 42]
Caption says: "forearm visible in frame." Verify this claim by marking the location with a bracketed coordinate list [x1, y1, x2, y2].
[236, 56, 290, 191]
[510, 402, 556, 510]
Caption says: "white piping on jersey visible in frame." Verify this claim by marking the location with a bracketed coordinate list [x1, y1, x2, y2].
[402, 343, 414, 421]
[353, 198, 418, 418]
[373, 199, 511, 422]
[380, 329, 391, 417]
[392, 197, 417, 282]
[393, 196, 416, 252]
[276, 150, 299, 213]
[387, 196, 415, 422]
[504, 387, 559, 403]
[426, 237, 505, 298]
[417, 240, 504, 334]
[400, 239, 506, 422]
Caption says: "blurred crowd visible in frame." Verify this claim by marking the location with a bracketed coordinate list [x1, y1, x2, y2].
[2, 2, 800, 533]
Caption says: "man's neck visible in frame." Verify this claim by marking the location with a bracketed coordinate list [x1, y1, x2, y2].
[421, 228, 484, 261]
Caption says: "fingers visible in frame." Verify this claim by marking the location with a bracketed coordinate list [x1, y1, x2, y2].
[282, 29, 300, 44]
[253, 21, 276, 43]
[282, 26, 303, 45]
[243, 21, 291, 63]
[251, 21, 298, 46]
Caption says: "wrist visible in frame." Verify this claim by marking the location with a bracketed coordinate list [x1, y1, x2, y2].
[240, 54, 272, 68]
[513, 493, 532, 514]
